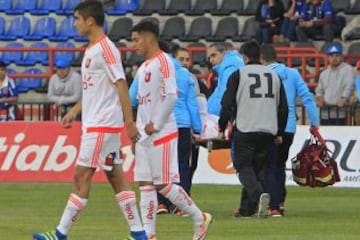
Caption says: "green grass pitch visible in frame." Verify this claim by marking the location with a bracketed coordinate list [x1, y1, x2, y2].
[0, 183, 359, 240]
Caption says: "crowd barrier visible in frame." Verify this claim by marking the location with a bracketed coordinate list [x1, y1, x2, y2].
[0, 122, 359, 187]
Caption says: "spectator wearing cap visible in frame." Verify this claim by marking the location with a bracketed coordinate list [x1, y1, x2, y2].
[0, 61, 18, 121]
[316, 45, 356, 125]
[48, 59, 82, 118]
[296, 0, 337, 42]
[350, 60, 360, 125]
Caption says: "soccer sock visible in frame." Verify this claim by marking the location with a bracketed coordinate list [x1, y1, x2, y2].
[57, 193, 87, 235]
[159, 183, 203, 225]
[139, 185, 157, 237]
[116, 191, 144, 232]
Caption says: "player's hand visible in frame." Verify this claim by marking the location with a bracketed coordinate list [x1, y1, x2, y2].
[61, 111, 76, 128]
[144, 121, 159, 135]
[336, 98, 346, 108]
[274, 136, 283, 145]
[126, 121, 141, 143]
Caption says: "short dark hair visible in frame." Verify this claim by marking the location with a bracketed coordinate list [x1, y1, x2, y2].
[131, 21, 159, 38]
[209, 42, 233, 53]
[74, 0, 104, 26]
[260, 44, 277, 62]
[241, 40, 260, 62]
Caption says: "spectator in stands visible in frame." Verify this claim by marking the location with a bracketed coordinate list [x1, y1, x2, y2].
[296, 0, 336, 42]
[126, 63, 140, 87]
[351, 60, 360, 125]
[260, 44, 318, 217]
[255, 0, 285, 44]
[341, 16, 360, 41]
[48, 59, 82, 118]
[207, 42, 244, 116]
[279, 0, 305, 43]
[316, 45, 356, 125]
[0, 61, 18, 121]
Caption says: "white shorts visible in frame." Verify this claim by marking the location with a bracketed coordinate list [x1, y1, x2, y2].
[134, 133, 179, 185]
[77, 132, 122, 171]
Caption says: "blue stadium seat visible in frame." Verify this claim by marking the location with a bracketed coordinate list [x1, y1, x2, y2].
[0, 16, 5, 38]
[0, 0, 12, 12]
[49, 17, 77, 41]
[18, 42, 49, 66]
[30, 0, 62, 15]
[56, 0, 80, 15]
[106, 0, 139, 15]
[1, 42, 24, 64]
[5, 0, 37, 15]
[0, 16, 30, 40]
[54, 42, 76, 63]
[24, 17, 56, 40]
[17, 68, 43, 93]
[6, 68, 16, 74]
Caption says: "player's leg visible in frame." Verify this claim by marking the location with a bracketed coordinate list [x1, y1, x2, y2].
[33, 132, 100, 240]
[153, 138, 212, 240]
[103, 134, 147, 240]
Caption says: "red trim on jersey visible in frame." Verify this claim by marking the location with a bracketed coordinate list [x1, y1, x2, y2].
[157, 53, 170, 79]
[162, 142, 170, 183]
[153, 131, 178, 146]
[144, 50, 163, 67]
[100, 38, 117, 65]
[91, 133, 104, 168]
[86, 127, 124, 133]
[86, 34, 107, 50]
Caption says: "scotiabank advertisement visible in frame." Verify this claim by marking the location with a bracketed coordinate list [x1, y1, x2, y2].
[1, 122, 360, 187]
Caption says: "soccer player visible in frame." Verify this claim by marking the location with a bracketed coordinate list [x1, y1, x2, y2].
[260, 44, 318, 216]
[218, 40, 288, 218]
[131, 21, 212, 240]
[32, 1, 147, 240]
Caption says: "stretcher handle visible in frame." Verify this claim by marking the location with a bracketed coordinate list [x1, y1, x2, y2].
[310, 126, 326, 145]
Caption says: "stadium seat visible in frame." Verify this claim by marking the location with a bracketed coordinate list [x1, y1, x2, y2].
[54, 42, 76, 64]
[0, 0, 12, 12]
[158, 0, 191, 15]
[17, 68, 43, 93]
[30, 0, 62, 15]
[179, 17, 212, 42]
[18, 42, 49, 66]
[211, 0, 244, 15]
[71, 43, 88, 67]
[239, 0, 260, 15]
[187, 42, 207, 65]
[133, 0, 165, 15]
[24, 17, 56, 40]
[1, 42, 24, 65]
[331, 0, 350, 13]
[347, 42, 360, 65]
[138, 17, 160, 26]
[108, 17, 133, 42]
[0, 16, 5, 38]
[5, 0, 37, 14]
[185, 0, 217, 16]
[106, 0, 139, 15]
[160, 17, 185, 41]
[6, 68, 16, 74]
[49, 17, 77, 41]
[345, 0, 360, 14]
[206, 17, 239, 42]
[126, 52, 146, 67]
[56, 0, 80, 15]
[239, 17, 259, 41]
[0, 16, 30, 41]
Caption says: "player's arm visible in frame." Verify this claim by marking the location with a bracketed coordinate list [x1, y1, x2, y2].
[218, 70, 240, 137]
[277, 80, 288, 136]
[61, 99, 82, 128]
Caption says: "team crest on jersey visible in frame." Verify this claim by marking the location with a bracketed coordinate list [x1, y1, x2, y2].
[145, 72, 151, 82]
[85, 58, 91, 68]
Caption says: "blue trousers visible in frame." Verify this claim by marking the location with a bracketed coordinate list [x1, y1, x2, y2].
[280, 18, 298, 41]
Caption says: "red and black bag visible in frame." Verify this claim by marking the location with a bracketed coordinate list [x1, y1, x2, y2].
[291, 126, 340, 187]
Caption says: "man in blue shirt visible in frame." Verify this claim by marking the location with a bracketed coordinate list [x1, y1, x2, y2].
[260, 45, 319, 216]
[296, 0, 336, 42]
[0, 61, 18, 121]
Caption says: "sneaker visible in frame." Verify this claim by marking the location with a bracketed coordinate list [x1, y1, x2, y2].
[257, 193, 270, 218]
[156, 203, 169, 215]
[124, 230, 148, 240]
[233, 208, 253, 219]
[268, 209, 282, 217]
[32, 229, 67, 240]
[193, 212, 212, 240]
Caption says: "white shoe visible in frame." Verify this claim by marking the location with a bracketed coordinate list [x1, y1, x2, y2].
[257, 193, 270, 218]
[193, 212, 212, 240]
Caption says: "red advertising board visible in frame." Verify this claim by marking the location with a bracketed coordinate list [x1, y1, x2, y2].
[0, 122, 134, 182]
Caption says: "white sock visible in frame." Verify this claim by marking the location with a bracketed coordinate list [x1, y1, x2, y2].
[140, 185, 157, 237]
[57, 193, 87, 235]
[116, 191, 144, 232]
[159, 183, 203, 225]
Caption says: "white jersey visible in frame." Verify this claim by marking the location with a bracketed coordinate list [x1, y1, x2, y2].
[136, 51, 177, 143]
[81, 35, 126, 132]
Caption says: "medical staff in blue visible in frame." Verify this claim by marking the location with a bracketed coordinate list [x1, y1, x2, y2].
[207, 42, 244, 116]
[260, 45, 319, 216]
[0, 61, 18, 121]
